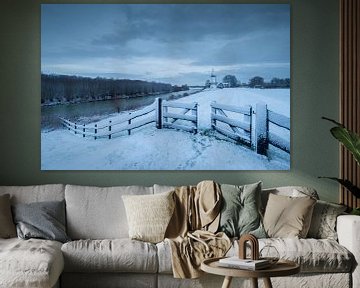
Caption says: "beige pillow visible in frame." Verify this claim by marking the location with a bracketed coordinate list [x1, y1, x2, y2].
[0, 194, 16, 238]
[122, 191, 175, 243]
[263, 193, 316, 238]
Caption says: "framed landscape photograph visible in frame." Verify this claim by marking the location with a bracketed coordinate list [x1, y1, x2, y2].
[41, 4, 290, 170]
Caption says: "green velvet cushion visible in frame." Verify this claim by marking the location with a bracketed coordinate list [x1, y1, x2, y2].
[218, 182, 266, 238]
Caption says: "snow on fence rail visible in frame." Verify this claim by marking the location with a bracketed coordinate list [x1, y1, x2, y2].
[211, 101, 252, 146]
[59, 98, 199, 139]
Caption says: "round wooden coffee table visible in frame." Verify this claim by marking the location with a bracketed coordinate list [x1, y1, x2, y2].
[201, 257, 300, 288]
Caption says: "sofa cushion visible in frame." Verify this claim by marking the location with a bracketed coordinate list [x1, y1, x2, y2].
[263, 193, 316, 238]
[158, 237, 353, 274]
[61, 239, 158, 273]
[218, 182, 266, 238]
[307, 200, 347, 240]
[122, 191, 175, 243]
[65, 185, 153, 239]
[0, 194, 16, 238]
[0, 238, 64, 288]
[12, 200, 70, 243]
[0, 184, 65, 204]
[235, 238, 353, 273]
[261, 186, 319, 213]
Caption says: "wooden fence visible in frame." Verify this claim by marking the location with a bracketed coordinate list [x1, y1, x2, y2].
[59, 98, 199, 139]
[210, 101, 252, 146]
[255, 103, 290, 156]
[210, 102, 290, 156]
[60, 98, 289, 157]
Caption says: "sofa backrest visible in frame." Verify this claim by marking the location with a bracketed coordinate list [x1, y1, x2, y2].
[65, 184, 154, 240]
[0, 184, 65, 204]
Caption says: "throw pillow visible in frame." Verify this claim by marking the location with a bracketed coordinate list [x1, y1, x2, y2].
[122, 190, 175, 243]
[218, 182, 266, 238]
[12, 200, 70, 243]
[0, 194, 16, 238]
[263, 193, 316, 238]
[307, 200, 347, 240]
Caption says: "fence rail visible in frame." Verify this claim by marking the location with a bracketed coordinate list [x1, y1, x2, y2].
[59, 98, 199, 139]
[211, 101, 252, 146]
[162, 100, 198, 133]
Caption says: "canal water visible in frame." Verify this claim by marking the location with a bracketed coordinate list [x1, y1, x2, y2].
[41, 89, 201, 130]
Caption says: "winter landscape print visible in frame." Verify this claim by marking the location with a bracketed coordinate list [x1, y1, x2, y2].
[41, 4, 290, 170]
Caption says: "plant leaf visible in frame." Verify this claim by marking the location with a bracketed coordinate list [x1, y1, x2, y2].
[319, 177, 360, 198]
[330, 126, 360, 165]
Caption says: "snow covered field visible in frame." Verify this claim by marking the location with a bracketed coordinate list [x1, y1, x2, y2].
[41, 88, 290, 170]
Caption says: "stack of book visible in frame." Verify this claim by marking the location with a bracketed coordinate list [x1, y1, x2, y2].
[218, 257, 271, 270]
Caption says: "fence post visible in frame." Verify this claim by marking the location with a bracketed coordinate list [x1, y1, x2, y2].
[244, 106, 252, 147]
[211, 101, 216, 128]
[155, 98, 163, 129]
[94, 124, 97, 140]
[108, 120, 112, 139]
[74, 123, 77, 134]
[255, 103, 268, 155]
[193, 103, 198, 134]
[128, 115, 132, 135]
[83, 124, 85, 138]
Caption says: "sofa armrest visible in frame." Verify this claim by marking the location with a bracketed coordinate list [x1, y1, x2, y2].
[337, 215, 360, 288]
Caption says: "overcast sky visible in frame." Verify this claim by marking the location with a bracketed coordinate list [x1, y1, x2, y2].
[41, 4, 290, 86]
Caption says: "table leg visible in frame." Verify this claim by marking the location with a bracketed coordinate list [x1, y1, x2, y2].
[263, 277, 273, 288]
[221, 276, 233, 288]
[251, 278, 258, 288]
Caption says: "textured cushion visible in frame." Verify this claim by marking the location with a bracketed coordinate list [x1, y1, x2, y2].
[12, 200, 70, 243]
[61, 239, 158, 273]
[122, 191, 175, 243]
[0, 184, 65, 204]
[0, 238, 64, 288]
[263, 193, 316, 238]
[0, 194, 16, 238]
[218, 182, 266, 238]
[65, 185, 153, 239]
[307, 200, 347, 240]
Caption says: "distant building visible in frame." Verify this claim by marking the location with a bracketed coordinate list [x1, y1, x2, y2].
[210, 69, 217, 89]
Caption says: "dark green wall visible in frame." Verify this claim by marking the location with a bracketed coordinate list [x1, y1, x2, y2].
[0, 0, 340, 202]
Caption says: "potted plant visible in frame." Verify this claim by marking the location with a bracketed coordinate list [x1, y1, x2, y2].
[320, 117, 360, 215]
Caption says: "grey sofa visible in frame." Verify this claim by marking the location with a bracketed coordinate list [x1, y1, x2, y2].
[0, 184, 359, 288]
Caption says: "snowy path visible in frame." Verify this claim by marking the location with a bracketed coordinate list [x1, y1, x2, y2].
[41, 126, 289, 170]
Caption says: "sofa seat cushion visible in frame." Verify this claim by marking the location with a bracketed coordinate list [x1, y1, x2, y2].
[157, 238, 354, 274]
[61, 239, 158, 273]
[0, 238, 64, 288]
[231, 238, 353, 273]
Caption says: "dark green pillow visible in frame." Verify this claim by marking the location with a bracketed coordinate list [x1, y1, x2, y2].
[12, 200, 70, 243]
[218, 182, 266, 238]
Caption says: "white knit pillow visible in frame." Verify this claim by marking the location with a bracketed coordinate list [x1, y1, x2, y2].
[122, 191, 175, 243]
